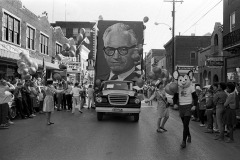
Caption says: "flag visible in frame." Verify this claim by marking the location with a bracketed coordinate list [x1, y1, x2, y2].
[41, 58, 46, 85]
[84, 37, 90, 44]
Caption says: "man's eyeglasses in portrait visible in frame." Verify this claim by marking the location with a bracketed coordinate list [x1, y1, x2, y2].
[103, 45, 136, 56]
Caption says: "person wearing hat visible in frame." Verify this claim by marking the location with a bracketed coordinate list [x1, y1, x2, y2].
[43, 79, 64, 125]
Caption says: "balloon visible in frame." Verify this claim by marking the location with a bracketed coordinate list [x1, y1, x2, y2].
[160, 72, 165, 78]
[63, 43, 70, 51]
[70, 45, 76, 52]
[68, 50, 75, 57]
[22, 68, 29, 75]
[29, 67, 36, 75]
[80, 28, 86, 34]
[17, 68, 23, 74]
[143, 16, 149, 23]
[59, 64, 67, 69]
[61, 50, 69, 57]
[98, 15, 103, 20]
[152, 67, 162, 74]
[95, 79, 101, 86]
[31, 62, 38, 70]
[55, 54, 62, 61]
[169, 82, 178, 93]
[22, 74, 32, 80]
[136, 78, 144, 88]
[53, 73, 61, 80]
[19, 62, 27, 69]
[131, 53, 140, 61]
[148, 71, 156, 80]
[165, 84, 174, 95]
[17, 59, 23, 66]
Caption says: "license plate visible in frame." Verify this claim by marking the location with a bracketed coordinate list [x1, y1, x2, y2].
[112, 108, 123, 112]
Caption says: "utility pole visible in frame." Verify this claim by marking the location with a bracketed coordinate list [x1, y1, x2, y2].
[164, 0, 183, 74]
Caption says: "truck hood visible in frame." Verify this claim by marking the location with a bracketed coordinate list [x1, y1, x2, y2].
[102, 90, 136, 96]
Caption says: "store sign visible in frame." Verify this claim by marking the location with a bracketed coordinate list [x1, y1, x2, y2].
[205, 57, 224, 67]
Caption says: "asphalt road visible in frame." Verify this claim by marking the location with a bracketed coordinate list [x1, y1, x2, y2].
[1, 101, 240, 160]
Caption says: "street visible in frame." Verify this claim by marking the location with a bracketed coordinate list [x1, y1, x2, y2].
[1, 101, 240, 160]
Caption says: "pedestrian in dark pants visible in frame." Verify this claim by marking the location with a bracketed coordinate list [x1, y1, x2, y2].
[57, 83, 63, 111]
[199, 89, 207, 127]
[204, 89, 214, 133]
[13, 83, 26, 119]
[223, 82, 237, 143]
[213, 82, 228, 141]
[0, 79, 15, 129]
[65, 82, 73, 111]
[172, 70, 198, 149]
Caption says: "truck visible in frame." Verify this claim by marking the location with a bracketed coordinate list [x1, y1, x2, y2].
[94, 20, 144, 122]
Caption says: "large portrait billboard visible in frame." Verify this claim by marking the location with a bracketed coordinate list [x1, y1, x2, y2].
[95, 20, 144, 81]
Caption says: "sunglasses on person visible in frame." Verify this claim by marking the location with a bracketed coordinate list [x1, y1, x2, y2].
[103, 45, 136, 56]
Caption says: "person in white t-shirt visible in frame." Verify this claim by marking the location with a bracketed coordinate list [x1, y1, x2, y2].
[70, 83, 82, 114]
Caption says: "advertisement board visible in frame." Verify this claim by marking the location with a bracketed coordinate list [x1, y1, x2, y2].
[95, 20, 144, 81]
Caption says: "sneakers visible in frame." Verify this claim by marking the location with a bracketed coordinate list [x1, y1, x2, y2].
[31, 114, 36, 117]
[0, 124, 9, 129]
[8, 120, 14, 125]
[200, 124, 206, 127]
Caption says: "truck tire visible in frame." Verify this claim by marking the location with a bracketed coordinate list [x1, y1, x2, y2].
[97, 112, 103, 121]
[133, 113, 139, 122]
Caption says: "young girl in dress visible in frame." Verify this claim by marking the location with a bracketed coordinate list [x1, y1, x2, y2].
[145, 81, 169, 133]
[43, 79, 64, 125]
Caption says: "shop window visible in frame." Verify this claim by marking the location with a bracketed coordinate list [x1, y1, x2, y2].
[40, 33, 49, 55]
[230, 12, 235, 32]
[2, 12, 20, 45]
[27, 26, 35, 50]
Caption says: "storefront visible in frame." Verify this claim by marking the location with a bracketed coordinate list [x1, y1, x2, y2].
[0, 41, 59, 81]
[226, 55, 240, 83]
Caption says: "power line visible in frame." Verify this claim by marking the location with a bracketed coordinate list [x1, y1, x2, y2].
[182, 0, 223, 34]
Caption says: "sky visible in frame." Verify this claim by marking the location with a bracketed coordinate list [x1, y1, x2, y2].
[21, 0, 223, 52]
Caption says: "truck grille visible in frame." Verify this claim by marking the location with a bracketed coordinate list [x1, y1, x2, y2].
[108, 94, 129, 105]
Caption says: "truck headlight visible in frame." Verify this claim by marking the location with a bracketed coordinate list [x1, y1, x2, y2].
[96, 97, 102, 103]
[134, 98, 140, 104]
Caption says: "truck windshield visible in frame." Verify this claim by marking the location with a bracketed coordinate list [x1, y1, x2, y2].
[103, 82, 133, 91]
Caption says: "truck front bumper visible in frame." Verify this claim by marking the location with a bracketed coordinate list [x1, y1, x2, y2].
[96, 107, 141, 113]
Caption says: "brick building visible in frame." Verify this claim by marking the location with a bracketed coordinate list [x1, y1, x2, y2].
[0, 0, 70, 81]
[223, 0, 240, 83]
[198, 23, 227, 87]
[145, 49, 165, 81]
[51, 21, 95, 84]
[164, 35, 211, 83]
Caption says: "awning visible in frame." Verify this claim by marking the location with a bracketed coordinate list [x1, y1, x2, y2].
[0, 41, 59, 70]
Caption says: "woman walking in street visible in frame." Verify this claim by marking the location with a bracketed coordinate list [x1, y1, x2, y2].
[43, 79, 64, 125]
[145, 81, 169, 133]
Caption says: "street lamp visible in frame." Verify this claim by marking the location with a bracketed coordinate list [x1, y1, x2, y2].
[154, 22, 172, 30]
[155, 21, 174, 74]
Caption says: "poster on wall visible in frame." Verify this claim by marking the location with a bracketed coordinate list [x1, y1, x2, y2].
[95, 20, 144, 81]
